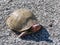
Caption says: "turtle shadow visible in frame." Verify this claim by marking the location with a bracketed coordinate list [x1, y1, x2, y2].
[12, 26, 53, 42]
[20, 27, 53, 42]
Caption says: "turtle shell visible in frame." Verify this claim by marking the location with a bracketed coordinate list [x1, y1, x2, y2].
[6, 8, 37, 32]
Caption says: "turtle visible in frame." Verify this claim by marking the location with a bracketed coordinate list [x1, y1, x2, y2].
[6, 8, 42, 37]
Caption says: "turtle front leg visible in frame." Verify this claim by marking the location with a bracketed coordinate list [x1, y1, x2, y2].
[18, 32, 27, 38]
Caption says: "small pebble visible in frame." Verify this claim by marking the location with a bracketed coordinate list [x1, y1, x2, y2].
[49, 23, 53, 27]
[0, 16, 2, 20]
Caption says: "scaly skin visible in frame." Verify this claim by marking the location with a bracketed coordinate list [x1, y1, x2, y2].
[18, 24, 42, 38]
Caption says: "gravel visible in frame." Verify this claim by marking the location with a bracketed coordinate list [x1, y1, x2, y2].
[0, 0, 60, 45]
